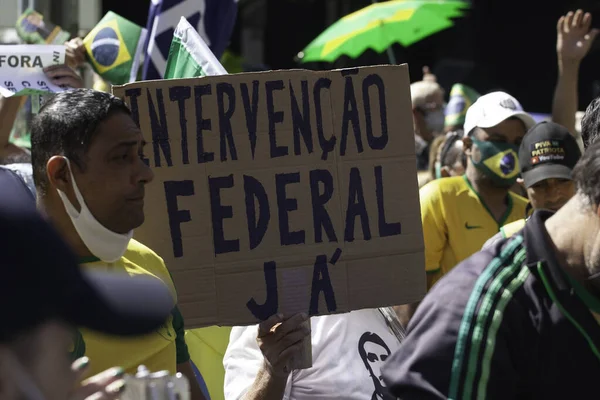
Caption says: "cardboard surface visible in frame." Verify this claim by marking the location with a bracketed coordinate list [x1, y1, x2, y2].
[113, 65, 426, 328]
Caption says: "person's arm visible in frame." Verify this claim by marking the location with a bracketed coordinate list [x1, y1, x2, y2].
[224, 313, 310, 400]
[395, 183, 448, 325]
[172, 306, 207, 400]
[0, 96, 24, 162]
[552, 10, 598, 137]
[382, 260, 531, 399]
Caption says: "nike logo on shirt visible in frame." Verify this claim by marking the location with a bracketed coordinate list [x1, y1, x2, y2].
[465, 222, 482, 230]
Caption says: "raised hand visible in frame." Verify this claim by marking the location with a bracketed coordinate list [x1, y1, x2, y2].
[557, 9, 599, 65]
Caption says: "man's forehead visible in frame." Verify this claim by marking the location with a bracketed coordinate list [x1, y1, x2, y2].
[96, 113, 144, 145]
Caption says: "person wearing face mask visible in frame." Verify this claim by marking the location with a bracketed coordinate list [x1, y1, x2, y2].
[382, 135, 600, 400]
[410, 80, 445, 171]
[433, 131, 467, 180]
[394, 91, 534, 327]
[29, 89, 207, 400]
[0, 171, 174, 400]
[482, 121, 582, 249]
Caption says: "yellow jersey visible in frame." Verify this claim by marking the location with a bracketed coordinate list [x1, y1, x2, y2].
[420, 175, 528, 289]
[72, 239, 190, 377]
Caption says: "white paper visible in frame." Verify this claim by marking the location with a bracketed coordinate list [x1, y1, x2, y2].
[0, 45, 66, 98]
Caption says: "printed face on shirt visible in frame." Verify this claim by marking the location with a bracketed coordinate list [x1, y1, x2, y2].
[358, 332, 391, 397]
[69, 112, 154, 233]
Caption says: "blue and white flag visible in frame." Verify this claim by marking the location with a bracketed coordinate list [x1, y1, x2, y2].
[141, 0, 238, 81]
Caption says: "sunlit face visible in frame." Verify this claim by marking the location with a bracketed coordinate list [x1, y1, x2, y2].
[60, 112, 154, 234]
[526, 178, 576, 211]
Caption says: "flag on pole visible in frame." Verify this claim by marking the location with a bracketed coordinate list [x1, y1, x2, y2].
[142, 0, 238, 81]
[165, 17, 227, 79]
[83, 12, 147, 85]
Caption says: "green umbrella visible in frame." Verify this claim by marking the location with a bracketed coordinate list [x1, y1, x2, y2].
[299, 0, 469, 64]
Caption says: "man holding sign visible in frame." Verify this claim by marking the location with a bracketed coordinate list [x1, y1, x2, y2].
[29, 89, 206, 400]
[112, 63, 424, 399]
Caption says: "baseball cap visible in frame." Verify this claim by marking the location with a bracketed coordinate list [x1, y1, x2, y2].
[0, 168, 174, 340]
[463, 91, 536, 137]
[519, 121, 582, 188]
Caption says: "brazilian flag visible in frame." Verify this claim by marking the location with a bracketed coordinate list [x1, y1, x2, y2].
[83, 12, 147, 85]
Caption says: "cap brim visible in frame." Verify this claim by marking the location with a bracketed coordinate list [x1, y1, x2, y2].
[522, 164, 573, 188]
[478, 111, 537, 131]
[64, 270, 175, 336]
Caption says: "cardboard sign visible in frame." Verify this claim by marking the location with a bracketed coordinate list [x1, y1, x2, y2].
[113, 65, 426, 328]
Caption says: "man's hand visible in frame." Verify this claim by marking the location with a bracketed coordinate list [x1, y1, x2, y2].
[44, 64, 84, 89]
[69, 357, 126, 400]
[557, 9, 599, 66]
[65, 38, 87, 69]
[257, 313, 311, 378]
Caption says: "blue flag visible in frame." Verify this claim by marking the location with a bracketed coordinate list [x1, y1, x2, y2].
[141, 0, 238, 81]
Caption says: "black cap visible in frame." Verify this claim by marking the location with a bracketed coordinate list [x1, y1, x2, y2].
[0, 168, 174, 341]
[519, 121, 582, 188]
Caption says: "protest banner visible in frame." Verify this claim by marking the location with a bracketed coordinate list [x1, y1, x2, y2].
[113, 64, 426, 328]
[0, 45, 66, 99]
[83, 12, 147, 85]
[16, 9, 71, 45]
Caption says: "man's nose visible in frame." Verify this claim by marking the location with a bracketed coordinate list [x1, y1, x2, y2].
[137, 161, 154, 185]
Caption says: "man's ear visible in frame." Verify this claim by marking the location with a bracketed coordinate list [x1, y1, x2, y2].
[46, 156, 70, 192]
[462, 136, 472, 156]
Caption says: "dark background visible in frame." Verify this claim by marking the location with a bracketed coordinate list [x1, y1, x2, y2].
[102, 0, 600, 113]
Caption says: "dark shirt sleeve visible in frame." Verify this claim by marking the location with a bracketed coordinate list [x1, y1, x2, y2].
[172, 305, 190, 364]
[382, 251, 531, 400]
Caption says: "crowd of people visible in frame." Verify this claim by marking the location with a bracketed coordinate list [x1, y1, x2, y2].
[2, 7, 600, 400]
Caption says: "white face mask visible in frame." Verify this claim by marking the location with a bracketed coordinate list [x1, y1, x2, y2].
[424, 109, 445, 134]
[56, 158, 132, 263]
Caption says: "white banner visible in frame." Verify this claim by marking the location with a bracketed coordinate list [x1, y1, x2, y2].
[0, 45, 66, 98]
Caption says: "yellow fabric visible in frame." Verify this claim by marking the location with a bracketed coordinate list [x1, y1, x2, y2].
[79, 239, 178, 377]
[420, 176, 528, 289]
[186, 327, 232, 400]
[500, 219, 527, 239]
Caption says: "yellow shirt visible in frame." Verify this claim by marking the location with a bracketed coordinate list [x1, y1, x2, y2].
[73, 239, 190, 377]
[420, 175, 528, 289]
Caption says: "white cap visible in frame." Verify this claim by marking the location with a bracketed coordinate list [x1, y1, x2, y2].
[463, 91, 536, 137]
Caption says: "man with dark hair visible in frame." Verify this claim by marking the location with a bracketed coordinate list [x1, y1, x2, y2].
[358, 332, 392, 400]
[382, 134, 600, 399]
[0, 168, 174, 400]
[30, 89, 205, 400]
[483, 121, 582, 248]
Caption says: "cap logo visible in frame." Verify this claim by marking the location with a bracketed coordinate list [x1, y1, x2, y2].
[499, 99, 517, 110]
[530, 139, 565, 165]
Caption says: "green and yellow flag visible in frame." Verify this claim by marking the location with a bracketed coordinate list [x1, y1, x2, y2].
[83, 12, 147, 85]
[444, 83, 480, 129]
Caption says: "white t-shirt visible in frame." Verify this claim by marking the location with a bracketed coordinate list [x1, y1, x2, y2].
[223, 309, 400, 400]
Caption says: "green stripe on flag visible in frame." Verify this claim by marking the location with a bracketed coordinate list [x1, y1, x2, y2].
[165, 17, 227, 80]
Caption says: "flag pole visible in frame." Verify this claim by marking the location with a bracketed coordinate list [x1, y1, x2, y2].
[371, 0, 397, 65]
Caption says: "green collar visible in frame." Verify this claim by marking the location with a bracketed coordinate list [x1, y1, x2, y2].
[79, 256, 100, 264]
[462, 175, 514, 229]
[563, 271, 600, 314]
